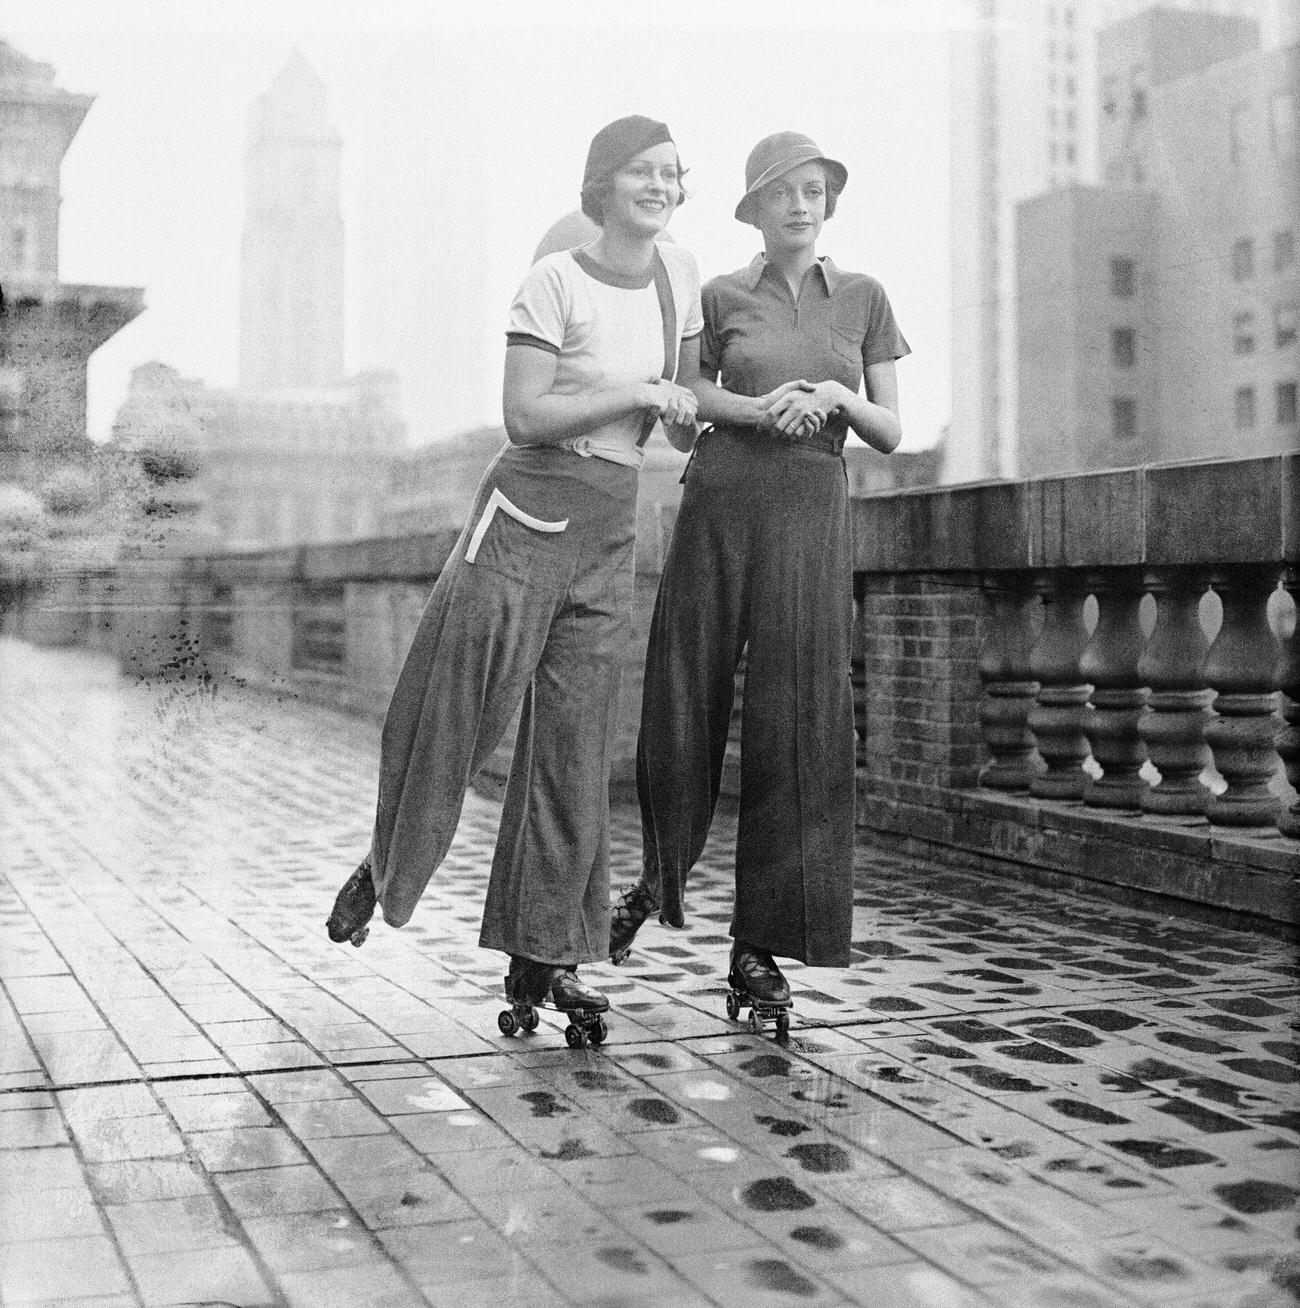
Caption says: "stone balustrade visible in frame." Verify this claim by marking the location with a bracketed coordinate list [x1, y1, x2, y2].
[12, 452, 1295, 930]
[853, 452, 1297, 928]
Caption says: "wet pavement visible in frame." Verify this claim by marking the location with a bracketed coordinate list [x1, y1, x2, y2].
[0, 636, 1297, 1308]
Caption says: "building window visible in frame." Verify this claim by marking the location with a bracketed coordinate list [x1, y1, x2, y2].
[1277, 300, 1299, 349]
[1065, 142, 1076, 164]
[1233, 312, 1256, 354]
[1271, 91, 1296, 159]
[1275, 229, 1296, 271]
[1063, 7, 1075, 28]
[1233, 311, 1256, 354]
[1112, 327, 1136, 367]
[1110, 256, 1135, 298]
[1232, 238, 1254, 281]
[1112, 397, 1137, 442]
[1065, 42, 1075, 62]
[1278, 382, 1299, 425]
[1065, 76, 1076, 96]
[1229, 102, 1251, 164]
[1235, 385, 1256, 429]
[1101, 75, 1115, 115]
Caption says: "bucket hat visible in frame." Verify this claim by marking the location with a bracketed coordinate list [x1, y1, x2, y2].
[735, 131, 847, 224]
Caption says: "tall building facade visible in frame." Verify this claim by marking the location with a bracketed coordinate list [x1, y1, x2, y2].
[238, 52, 345, 391]
[0, 39, 142, 481]
[948, 0, 1296, 483]
[1016, 9, 1298, 474]
[949, 1, 1094, 483]
[356, 50, 489, 445]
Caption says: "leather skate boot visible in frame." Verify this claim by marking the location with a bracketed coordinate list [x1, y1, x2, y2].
[326, 857, 376, 946]
[729, 940, 792, 1007]
[609, 881, 661, 963]
[506, 958, 609, 1012]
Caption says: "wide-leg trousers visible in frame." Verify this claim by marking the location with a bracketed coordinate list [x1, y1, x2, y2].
[370, 444, 636, 965]
[636, 427, 855, 967]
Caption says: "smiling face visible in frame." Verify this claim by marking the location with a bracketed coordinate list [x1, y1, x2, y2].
[752, 160, 828, 256]
[598, 142, 682, 235]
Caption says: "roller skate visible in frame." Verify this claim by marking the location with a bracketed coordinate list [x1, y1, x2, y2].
[609, 881, 662, 964]
[497, 958, 610, 1049]
[725, 940, 793, 1040]
[326, 856, 375, 947]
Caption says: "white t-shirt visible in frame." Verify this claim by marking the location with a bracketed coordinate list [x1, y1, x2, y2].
[506, 243, 704, 468]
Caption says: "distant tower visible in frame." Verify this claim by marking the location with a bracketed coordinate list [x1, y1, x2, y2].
[239, 52, 344, 390]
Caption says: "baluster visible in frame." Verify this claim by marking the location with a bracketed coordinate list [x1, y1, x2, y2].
[1274, 564, 1300, 839]
[1137, 568, 1213, 820]
[978, 572, 1041, 791]
[1081, 567, 1149, 810]
[1028, 571, 1093, 801]
[1204, 565, 1284, 829]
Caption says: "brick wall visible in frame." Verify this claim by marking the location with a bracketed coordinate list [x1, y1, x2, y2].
[858, 574, 984, 794]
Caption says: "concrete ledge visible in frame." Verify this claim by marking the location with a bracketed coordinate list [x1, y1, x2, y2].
[852, 453, 1297, 573]
[857, 780, 1299, 934]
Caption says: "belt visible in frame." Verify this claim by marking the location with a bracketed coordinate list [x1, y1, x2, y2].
[710, 422, 845, 456]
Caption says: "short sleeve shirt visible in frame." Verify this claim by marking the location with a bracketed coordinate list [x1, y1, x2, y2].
[700, 255, 909, 446]
[506, 243, 704, 466]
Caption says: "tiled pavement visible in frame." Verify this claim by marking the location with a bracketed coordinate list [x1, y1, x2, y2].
[0, 636, 1297, 1308]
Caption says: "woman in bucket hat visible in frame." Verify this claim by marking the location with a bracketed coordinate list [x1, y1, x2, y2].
[325, 116, 702, 1047]
[613, 131, 909, 1028]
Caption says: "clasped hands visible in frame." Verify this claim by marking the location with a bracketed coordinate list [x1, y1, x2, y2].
[758, 379, 841, 442]
[641, 378, 699, 429]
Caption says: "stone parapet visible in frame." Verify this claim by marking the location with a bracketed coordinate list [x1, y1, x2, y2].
[17, 452, 1296, 931]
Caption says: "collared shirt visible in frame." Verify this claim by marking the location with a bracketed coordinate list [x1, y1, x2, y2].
[700, 254, 909, 446]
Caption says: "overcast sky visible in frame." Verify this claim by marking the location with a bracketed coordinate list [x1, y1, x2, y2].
[6, 0, 971, 451]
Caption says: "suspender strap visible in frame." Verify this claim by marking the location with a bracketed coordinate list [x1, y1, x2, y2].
[637, 248, 677, 447]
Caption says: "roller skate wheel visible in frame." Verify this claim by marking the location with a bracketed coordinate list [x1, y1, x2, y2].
[589, 1017, 608, 1046]
[564, 1024, 586, 1050]
[497, 1010, 517, 1036]
[748, 1009, 762, 1035]
[350, 926, 369, 948]
[521, 1009, 540, 1033]
[725, 992, 740, 1021]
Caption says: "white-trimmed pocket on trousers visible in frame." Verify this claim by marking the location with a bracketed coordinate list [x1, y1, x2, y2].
[464, 487, 569, 564]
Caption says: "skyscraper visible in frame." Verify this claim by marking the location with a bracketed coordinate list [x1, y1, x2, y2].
[356, 49, 490, 446]
[238, 51, 345, 391]
[1015, 9, 1297, 474]
[947, 0, 1296, 483]
[949, 1, 1092, 484]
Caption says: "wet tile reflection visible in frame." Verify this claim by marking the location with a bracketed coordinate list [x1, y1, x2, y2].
[0, 641, 1296, 1305]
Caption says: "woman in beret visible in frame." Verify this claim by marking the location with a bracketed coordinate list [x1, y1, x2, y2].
[613, 132, 908, 1017]
[327, 116, 701, 1037]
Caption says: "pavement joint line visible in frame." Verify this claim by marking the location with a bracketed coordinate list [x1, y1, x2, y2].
[0, 1018, 898, 1098]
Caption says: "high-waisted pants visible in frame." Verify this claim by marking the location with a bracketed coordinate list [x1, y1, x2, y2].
[369, 444, 637, 965]
[636, 427, 855, 967]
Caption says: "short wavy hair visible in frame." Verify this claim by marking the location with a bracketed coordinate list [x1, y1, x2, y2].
[581, 159, 690, 226]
